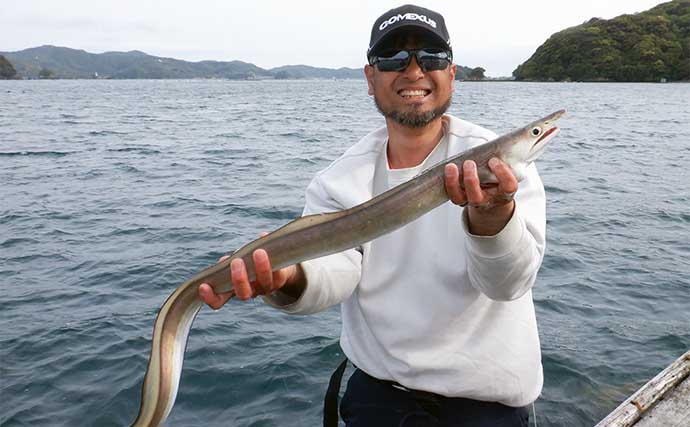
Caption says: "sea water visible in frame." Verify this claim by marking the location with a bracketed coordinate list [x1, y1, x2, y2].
[1, 79, 688, 426]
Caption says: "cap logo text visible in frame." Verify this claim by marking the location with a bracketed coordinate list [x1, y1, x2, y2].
[379, 13, 437, 31]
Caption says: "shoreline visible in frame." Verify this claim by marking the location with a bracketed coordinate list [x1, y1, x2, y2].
[2, 77, 688, 83]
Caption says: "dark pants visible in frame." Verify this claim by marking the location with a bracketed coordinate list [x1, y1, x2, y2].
[340, 369, 529, 427]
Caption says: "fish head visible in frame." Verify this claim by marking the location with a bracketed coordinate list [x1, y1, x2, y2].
[501, 109, 565, 180]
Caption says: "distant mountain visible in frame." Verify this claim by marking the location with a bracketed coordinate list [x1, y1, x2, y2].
[513, 0, 690, 82]
[1, 46, 276, 79]
[1, 45, 484, 81]
[0, 46, 362, 80]
[269, 65, 362, 79]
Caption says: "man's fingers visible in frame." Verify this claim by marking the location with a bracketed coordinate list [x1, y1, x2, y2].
[231, 258, 253, 300]
[252, 249, 274, 295]
[462, 160, 486, 206]
[488, 158, 518, 196]
[273, 264, 292, 287]
[444, 164, 467, 206]
[459, 158, 519, 209]
[255, 234, 274, 294]
[206, 233, 275, 304]
[198, 283, 234, 310]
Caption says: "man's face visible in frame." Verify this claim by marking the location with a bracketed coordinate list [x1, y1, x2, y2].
[365, 32, 456, 128]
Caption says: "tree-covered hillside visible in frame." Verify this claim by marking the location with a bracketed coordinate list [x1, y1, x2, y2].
[0, 55, 17, 79]
[514, 0, 690, 82]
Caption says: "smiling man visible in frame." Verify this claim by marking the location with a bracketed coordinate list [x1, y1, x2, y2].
[199, 4, 545, 426]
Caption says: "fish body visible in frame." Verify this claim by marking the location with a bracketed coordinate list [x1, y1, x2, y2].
[131, 110, 565, 426]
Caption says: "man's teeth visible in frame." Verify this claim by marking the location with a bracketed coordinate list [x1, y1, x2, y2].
[399, 89, 429, 98]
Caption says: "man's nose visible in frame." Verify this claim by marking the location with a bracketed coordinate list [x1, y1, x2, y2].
[401, 56, 424, 79]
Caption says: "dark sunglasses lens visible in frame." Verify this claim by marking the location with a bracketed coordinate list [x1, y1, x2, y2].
[375, 50, 411, 71]
[419, 57, 450, 71]
[417, 50, 451, 71]
[373, 49, 451, 72]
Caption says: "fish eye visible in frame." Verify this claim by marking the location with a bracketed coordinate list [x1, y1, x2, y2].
[531, 127, 541, 136]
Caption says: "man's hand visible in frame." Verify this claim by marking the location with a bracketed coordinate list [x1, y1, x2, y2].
[198, 260, 236, 309]
[198, 235, 305, 309]
[444, 158, 517, 236]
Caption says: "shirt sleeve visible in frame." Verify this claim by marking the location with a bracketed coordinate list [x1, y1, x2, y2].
[262, 174, 362, 314]
[460, 162, 546, 301]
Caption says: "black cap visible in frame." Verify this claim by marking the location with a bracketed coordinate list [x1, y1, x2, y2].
[367, 4, 452, 56]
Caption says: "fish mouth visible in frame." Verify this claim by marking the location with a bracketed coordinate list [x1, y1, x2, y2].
[536, 126, 558, 146]
[527, 126, 560, 163]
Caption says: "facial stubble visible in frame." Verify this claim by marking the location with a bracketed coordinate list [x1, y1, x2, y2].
[374, 93, 452, 128]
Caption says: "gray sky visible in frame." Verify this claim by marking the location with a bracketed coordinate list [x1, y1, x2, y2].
[2, 0, 664, 76]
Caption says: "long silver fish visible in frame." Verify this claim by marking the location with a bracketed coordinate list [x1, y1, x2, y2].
[131, 109, 565, 426]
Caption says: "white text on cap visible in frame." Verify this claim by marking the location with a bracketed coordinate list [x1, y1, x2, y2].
[379, 13, 437, 31]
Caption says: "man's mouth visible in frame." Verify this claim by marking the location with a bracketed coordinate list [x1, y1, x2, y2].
[398, 89, 430, 99]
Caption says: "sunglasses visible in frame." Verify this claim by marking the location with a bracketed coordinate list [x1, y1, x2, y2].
[368, 48, 452, 72]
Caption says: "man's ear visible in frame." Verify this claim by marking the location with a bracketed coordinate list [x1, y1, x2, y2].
[364, 64, 375, 96]
[450, 63, 457, 90]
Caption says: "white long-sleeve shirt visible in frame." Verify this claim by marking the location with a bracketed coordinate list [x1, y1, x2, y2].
[265, 115, 546, 407]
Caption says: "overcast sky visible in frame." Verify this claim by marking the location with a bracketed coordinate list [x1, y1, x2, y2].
[2, 0, 665, 76]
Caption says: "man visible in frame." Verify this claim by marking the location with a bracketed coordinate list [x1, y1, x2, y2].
[199, 5, 544, 426]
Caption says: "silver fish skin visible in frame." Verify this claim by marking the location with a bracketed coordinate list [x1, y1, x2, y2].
[131, 109, 565, 426]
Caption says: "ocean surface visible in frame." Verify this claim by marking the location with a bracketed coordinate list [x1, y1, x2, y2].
[1, 79, 688, 427]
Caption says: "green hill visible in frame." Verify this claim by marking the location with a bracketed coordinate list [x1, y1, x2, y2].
[0, 55, 17, 79]
[513, 0, 690, 82]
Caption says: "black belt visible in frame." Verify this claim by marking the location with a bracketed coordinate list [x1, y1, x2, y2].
[323, 358, 348, 427]
[358, 368, 444, 418]
[323, 358, 444, 426]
